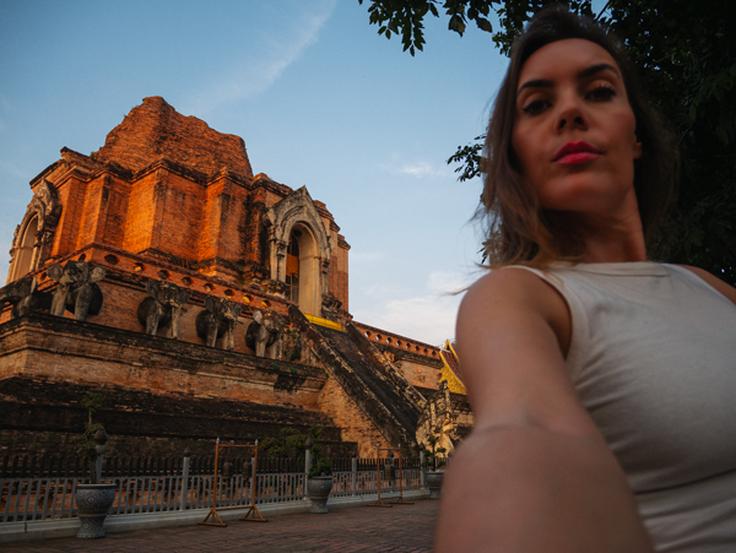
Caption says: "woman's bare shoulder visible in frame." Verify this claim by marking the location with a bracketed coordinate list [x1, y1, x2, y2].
[460, 266, 572, 358]
[462, 267, 569, 326]
[455, 267, 588, 437]
[464, 266, 554, 307]
[679, 265, 736, 304]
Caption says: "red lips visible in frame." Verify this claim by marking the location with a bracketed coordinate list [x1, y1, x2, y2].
[553, 141, 603, 164]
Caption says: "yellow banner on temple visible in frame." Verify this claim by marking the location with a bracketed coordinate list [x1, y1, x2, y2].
[439, 339, 466, 394]
[305, 313, 345, 332]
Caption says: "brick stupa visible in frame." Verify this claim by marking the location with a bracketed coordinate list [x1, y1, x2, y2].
[92, 96, 254, 179]
[0, 97, 470, 460]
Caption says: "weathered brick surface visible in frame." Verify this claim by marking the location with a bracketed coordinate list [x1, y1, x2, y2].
[197, 176, 249, 266]
[1, 97, 472, 460]
[123, 171, 155, 253]
[28, 100, 349, 310]
[317, 376, 392, 457]
[22, 98, 352, 317]
[294, 314, 426, 455]
[353, 322, 442, 365]
[52, 175, 87, 258]
[99, 175, 128, 248]
[0, 315, 326, 410]
[398, 360, 442, 389]
[92, 96, 254, 179]
[416, 386, 473, 431]
[81, 275, 282, 355]
[0, 375, 344, 458]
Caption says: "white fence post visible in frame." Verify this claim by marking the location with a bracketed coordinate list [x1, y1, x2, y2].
[351, 457, 357, 496]
[303, 448, 312, 497]
[4, 452, 432, 524]
[419, 451, 425, 488]
[250, 455, 256, 503]
[179, 450, 190, 511]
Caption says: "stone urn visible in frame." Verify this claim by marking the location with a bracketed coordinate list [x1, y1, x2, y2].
[426, 470, 444, 499]
[306, 475, 333, 513]
[75, 483, 116, 538]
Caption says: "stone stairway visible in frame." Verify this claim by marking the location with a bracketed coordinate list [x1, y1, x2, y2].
[289, 306, 425, 448]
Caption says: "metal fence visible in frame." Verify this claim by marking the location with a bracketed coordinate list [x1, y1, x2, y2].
[0, 453, 424, 523]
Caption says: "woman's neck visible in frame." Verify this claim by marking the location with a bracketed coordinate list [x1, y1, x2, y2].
[568, 193, 648, 263]
[578, 234, 647, 263]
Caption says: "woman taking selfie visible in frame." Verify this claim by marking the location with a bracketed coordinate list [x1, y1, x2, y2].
[436, 7, 736, 552]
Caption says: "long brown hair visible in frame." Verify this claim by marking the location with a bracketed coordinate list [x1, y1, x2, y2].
[481, 6, 678, 266]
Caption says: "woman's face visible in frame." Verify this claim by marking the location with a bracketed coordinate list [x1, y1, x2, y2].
[511, 39, 641, 218]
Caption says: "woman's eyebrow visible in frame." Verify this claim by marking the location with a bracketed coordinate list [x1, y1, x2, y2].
[517, 78, 553, 94]
[577, 62, 620, 80]
[517, 63, 621, 95]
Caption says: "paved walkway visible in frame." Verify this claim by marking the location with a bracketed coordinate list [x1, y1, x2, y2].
[10, 499, 439, 553]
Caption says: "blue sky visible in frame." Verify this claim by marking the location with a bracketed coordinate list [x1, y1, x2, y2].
[0, 0, 508, 345]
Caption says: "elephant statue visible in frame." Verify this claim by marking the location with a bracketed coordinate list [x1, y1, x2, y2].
[47, 261, 105, 321]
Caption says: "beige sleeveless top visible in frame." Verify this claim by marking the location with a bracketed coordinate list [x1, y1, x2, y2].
[511, 262, 736, 552]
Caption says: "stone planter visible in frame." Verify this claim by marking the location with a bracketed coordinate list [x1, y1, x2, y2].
[75, 483, 116, 538]
[306, 475, 333, 513]
[426, 470, 444, 499]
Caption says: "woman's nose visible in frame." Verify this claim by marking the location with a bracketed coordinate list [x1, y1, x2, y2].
[557, 101, 587, 132]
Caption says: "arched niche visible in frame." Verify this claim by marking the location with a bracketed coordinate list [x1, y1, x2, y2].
[286, 223, 322, 315]
[8, 215, 39, 282]
[266, 187, 331, 317]
[7, 179, 61, 283]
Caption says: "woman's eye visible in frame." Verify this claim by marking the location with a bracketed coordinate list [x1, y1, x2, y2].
[586, 85, 615, 101]
[521, 99, 550, 115]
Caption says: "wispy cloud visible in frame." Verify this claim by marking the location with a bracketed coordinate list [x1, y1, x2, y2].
[183, 1, 336, 115]
[427, 270, 474, 295]
[396, 161, 450, 178]
[350, 250, 385, 264]
[354, 270, 477, 345]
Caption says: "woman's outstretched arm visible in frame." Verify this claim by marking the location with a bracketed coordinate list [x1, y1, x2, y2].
[434, 269, 653, 553]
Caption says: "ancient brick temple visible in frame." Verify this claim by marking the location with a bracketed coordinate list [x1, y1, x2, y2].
[0, 97, 471, 459]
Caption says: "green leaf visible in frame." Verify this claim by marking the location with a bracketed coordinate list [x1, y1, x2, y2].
[476, 17, 492, 33]
[448, 14, 466, 34]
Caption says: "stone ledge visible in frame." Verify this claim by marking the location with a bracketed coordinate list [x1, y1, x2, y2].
[0, 314, 326, 402]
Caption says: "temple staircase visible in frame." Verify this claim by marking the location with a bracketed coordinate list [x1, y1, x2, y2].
[288, 306, 425, 448]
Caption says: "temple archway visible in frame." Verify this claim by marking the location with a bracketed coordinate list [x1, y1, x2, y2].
[7, 179, 61, 284]
[266, 187, 332, 317]
[8, 215, 39, 282]
[286, 230, 300, 304]
[286, 223, 321, 315]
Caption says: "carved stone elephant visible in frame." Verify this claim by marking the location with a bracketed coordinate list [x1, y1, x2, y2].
[245, 309, 281, 358]
[0, 276, 36, 318]
[47, 261, 105, 321]
[137, 281, 190, 338]
[195, 297, 242, 349]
